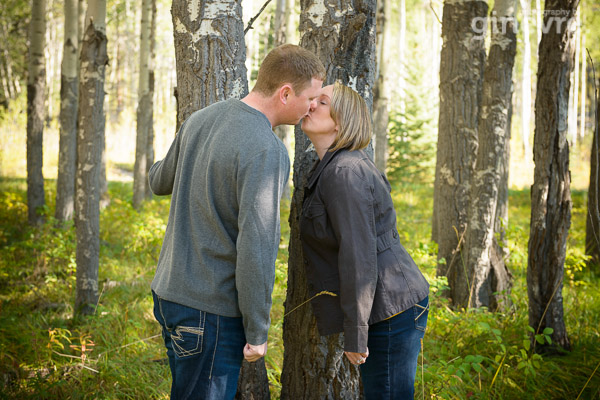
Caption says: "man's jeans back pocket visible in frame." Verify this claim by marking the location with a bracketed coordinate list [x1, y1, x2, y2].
[154, 292, 205, 358]
[413, 296, 429, 332]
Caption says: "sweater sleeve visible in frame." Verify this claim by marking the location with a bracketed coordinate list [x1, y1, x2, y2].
[148, 123, 185, 196]
[320, 166, 378, 353]
[235, 146, 290, 345]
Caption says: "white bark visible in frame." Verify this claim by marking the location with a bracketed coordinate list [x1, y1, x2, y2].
[133, 0, 152, 209]
[519, 0, 532, 158]
[579, 33, 586, 140]
[27, 0, 47, 226]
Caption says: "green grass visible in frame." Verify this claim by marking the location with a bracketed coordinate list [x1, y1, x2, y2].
[0, 177, 599, 399]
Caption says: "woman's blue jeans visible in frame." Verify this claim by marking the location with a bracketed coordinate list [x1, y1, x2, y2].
[152, 291, 246, 400]
[360, 296, 429, 400]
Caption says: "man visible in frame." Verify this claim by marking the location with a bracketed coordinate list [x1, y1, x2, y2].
[149, 44, 325, 399]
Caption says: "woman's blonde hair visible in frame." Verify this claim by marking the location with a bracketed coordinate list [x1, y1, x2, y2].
[329, 82, 372, 151]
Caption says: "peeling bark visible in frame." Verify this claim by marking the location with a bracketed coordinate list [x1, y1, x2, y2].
[527, 0, 579, 352]
[75, 2, 108, 315]
[465, 0, 516, 310]
[432, 0, 488, 306]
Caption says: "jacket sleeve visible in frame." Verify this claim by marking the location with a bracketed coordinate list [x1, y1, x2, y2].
[147, 122, 186, 196]
[320, 165, 378, 353]
[235, 146, 290, 345]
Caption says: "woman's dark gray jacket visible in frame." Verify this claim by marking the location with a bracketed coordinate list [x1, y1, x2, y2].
[300, 148, 429, 353]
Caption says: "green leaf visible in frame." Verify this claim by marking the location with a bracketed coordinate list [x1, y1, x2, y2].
[523, 339, 530, 351]
[543, 327, 554, 335]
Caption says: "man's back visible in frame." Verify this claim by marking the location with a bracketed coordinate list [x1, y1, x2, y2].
[149, 98, 290, 345]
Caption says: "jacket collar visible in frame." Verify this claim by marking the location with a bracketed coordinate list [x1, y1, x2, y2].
[306, 148, 343, 190]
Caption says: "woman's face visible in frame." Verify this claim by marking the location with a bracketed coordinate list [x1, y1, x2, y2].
[301, 84, 337, 136]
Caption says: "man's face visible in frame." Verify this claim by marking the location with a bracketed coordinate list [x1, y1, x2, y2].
[286, 78, 323, 125]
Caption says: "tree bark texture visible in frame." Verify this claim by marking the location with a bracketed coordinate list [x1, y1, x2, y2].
[432, 0, 487, 306]
[75, 3, 108, 315]
[145, 0, 157, 200]
[281, 0, 376, 398]
[586, 81, 600, 268]
[26, 0, 47, 226]
[527, 0, 579, 352]
[465, 0, 516, 310]
[171, 0, 248, 130]
[55, 0, 79, 222]
[373, 0, 390, 172]
[133, 0, 152, 209]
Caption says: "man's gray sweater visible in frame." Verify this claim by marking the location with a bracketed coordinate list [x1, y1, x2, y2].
[149, 99, 290, 345]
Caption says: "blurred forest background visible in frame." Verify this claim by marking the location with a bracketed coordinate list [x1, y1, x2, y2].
[0, 0, 599, 398]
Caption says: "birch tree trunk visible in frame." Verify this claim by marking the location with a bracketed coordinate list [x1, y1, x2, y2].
[586, 83, 600, 268]
[280, 0, 376, 398]
[55, 0, 79, 222]
[465, 0, 516, 310]
[519, 0, 532, 158]
[373, 0, 390, 172]
[527, 0, 579, 352]
[27, 0, 47, 226]
[74, 0, 108, 315]
[132, 0, 152, 209]
[579, 33, 586, 141]
[145, 0, 157, 199]
[568, 12, 580, 145]
[432, 0, 488, 306]
[172, 0, 248, 129]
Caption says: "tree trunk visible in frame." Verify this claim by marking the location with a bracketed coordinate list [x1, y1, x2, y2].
[527, 0, 578, 352]
[585, 69, 599, 268]
[465, 0, 516, 310]
[280, 0, 376, 398]
[145, 0, 157, 200]
[74, 0, 108, 315]
[171, 0, 248, 129]
[132, 0, 152, 209]
[432, 0, 488, 306]
[55, 0, 79, 222]
[519, 0, 532, 158]
[579, 32, 586, 141]
[373, 0, 390, 172]
[27, 0, 47, 226]
[568, 12, 580, 146]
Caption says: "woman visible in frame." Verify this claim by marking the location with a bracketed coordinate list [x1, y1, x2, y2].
[299, 82, 430, 399]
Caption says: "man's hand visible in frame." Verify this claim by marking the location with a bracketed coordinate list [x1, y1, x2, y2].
[344, 348, 369, 365]
[243, 342, 268, 363]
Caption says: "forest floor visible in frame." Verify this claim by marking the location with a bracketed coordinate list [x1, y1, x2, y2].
[0, 178, 599, 399]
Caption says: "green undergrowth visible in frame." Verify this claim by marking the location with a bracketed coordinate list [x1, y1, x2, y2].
[0, 177, 598, 399]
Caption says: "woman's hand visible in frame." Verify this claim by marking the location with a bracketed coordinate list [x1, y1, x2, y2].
[344, 348, 369, 365]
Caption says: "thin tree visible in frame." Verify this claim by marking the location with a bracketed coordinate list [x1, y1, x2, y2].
[280, 0, 376, 397]
[55, 0, 79, 222]
[132, 0, 152, 209]
[585, 53, 599, 268]
[74, 0, 108, 315]
[519, 0, 532, 158]
[145, 0, 157, 199]
[465, 0, 516, 310]
[432, 0, 488, 306]
[373, 0, 391, 172]
[26, 0, 47, 226]
[527, 0, 579, 351]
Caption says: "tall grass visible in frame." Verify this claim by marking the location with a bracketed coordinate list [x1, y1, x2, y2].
[0, 178, 598, 399]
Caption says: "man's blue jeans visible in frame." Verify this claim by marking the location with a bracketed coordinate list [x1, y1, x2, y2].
[360, 296, 429, 399]
[152, 291, 246, 400]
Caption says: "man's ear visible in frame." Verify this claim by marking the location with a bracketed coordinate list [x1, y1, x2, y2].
[279, 84, 293, 105]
